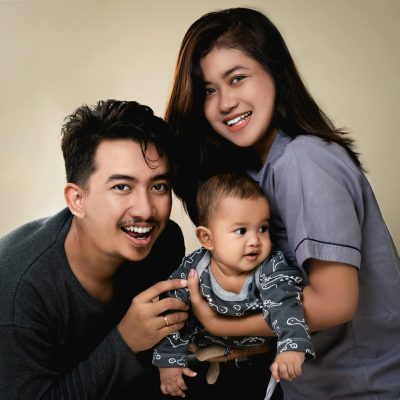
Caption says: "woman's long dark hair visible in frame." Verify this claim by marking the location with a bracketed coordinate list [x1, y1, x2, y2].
[166, 7, 361, 224]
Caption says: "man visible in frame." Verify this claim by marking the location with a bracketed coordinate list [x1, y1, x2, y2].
[0, 100, 189, 399]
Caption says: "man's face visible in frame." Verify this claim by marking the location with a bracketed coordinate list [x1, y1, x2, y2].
[80, 139, 171, 263]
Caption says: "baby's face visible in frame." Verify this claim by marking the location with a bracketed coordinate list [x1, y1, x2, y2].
[209, 195, 272, 274]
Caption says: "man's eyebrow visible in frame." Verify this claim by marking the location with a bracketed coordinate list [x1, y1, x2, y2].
[106, 172, 171, 183]
[106, 174, 135, 183]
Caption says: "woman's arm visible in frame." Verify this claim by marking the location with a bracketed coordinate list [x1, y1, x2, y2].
[302, 259, 358, 331]
[188, 260, 359, 336]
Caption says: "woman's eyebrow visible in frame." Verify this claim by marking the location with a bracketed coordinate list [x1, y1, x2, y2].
[203, 65, 248, 84]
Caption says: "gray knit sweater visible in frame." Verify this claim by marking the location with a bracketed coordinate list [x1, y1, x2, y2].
[0, 208, 184, 399]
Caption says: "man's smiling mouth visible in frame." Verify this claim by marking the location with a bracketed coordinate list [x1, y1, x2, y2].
[121, 225, 153, 239]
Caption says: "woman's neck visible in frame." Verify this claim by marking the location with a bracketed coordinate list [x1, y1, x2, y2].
[254, 128, 277, 164]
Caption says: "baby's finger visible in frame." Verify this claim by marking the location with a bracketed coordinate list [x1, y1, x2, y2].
[182, 367, 197, 378]
[177, 374, 189, 390]
[187, 269, 202, 304]
[270, 361, 281, 382]
[286, 363, 296, 379]
[294, 362, 302, 377]
[278, 362, 291, 381]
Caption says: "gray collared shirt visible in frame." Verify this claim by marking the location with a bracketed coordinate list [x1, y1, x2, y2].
[249, 131, 400, 399]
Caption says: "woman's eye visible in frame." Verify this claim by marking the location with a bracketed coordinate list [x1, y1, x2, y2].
[234, 228, 247, 235]
[232, 75, 246, 84]
[205, 87, 215, 96]
[113, 184, 130, 192]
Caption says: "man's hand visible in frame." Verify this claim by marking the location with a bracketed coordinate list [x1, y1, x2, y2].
[270, 351, 305, 382]
[117, 279, 188, 353]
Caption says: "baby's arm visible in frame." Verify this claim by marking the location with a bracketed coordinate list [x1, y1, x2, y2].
[270, 351, 305, 382]
[159, 367, 196, 398]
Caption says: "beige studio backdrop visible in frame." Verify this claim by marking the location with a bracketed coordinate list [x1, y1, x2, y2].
[0, 0, 399, 253]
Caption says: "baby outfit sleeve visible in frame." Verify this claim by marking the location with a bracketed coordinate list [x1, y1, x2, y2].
[259, 251, 315, 359]
[152, 253, 194, 368]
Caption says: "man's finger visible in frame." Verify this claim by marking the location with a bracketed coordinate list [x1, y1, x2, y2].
[133, 279, 187, 303]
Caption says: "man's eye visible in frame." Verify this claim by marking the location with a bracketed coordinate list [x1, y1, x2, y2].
[259, 225, 269, 233]
[113, 184, 130, 192]
[234, 228, 247, 235]
[152, 183, 170, 192]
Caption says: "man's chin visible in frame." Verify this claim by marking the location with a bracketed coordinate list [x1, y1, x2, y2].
[125, 246, 152, 262]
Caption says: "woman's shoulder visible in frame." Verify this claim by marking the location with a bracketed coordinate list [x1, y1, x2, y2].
[273, 132, 357, 172]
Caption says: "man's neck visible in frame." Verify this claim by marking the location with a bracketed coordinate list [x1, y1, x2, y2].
[64, 218, 121, 303]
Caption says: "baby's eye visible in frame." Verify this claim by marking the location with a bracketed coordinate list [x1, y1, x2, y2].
[234, 228, 247, 235]
[113, 184, 130, 192]
[259, 225, 269, 233]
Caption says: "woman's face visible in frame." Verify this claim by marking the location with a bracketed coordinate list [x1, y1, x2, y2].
[200, 47, 276, 161]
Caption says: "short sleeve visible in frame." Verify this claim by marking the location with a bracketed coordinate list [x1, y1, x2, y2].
[271, 139, 362, 269]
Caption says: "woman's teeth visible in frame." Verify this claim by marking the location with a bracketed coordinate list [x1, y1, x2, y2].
[225, 112, 251, 126]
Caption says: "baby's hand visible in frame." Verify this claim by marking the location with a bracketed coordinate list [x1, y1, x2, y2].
[159, 366, 197, 398]
[270, 351, 305, 382]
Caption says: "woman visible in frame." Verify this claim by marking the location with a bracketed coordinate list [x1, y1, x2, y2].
[166, 7, 400, 399]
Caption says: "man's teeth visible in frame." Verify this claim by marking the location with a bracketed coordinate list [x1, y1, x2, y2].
[124, 226, 152, 233]
[225, 112, 251, 126]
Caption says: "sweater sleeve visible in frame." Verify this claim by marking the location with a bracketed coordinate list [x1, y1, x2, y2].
[0, 216, 187, 399]
[0, 323, 143, 399]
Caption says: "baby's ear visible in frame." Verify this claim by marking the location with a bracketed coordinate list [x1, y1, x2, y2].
[195, 226, 213, 250]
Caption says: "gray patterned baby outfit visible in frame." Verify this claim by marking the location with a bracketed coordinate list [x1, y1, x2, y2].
[153, 247, 315, 368]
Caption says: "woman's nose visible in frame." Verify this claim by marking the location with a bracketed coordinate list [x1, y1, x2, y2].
[219, 88, 238, 113]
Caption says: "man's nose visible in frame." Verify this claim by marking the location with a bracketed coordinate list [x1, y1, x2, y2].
[129, 190, 155, 220]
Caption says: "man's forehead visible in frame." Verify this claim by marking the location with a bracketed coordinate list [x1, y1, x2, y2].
[94, 139, 169, 177]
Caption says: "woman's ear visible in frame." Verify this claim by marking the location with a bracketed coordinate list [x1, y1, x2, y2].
[196, 226, 214, 250]
[64, 183, 86, 218]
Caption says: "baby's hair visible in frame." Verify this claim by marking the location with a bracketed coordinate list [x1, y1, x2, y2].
[196, 172, 267, 226]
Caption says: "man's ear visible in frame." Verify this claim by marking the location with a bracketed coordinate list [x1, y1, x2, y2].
[64, 183, 86, 218]
[196, 226, 213, 250]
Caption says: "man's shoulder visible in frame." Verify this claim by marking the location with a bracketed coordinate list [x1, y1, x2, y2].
[0, 208, 72, 323]
[0, 208, 72, 285]
[0, 208, 71, 258]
